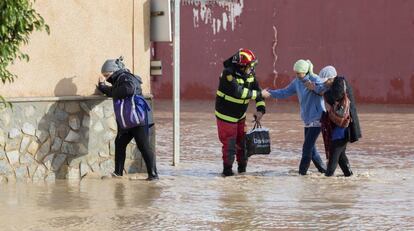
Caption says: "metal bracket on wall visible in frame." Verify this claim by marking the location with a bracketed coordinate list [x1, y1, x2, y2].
[150, 60, 162, 76]
[151, 11, 164, 17]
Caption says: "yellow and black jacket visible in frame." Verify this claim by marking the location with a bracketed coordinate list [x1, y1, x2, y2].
[215, 62, 266, 123]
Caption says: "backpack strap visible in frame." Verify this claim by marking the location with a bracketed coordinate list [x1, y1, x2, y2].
[136, 95, 151, 135]
[122, 72, 139, 95]
[143, 98, 150, 135]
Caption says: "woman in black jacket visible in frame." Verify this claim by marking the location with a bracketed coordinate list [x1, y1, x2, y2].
[97, 57, 158, 180]
[319, 66, 361, 177]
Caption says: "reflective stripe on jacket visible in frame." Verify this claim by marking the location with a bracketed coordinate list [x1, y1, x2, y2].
[215, 68, 265, 123]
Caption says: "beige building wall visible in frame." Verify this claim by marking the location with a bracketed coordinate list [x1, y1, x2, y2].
[0, 0, 151, 98]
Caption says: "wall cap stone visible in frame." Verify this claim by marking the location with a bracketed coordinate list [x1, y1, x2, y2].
[7, 94, 153, 103]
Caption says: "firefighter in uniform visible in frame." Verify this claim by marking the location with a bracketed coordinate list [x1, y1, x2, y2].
[215, 48, 266, 176]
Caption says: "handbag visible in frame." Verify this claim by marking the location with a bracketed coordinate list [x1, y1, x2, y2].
[245, 121, 271, 157]
[328, 79, 351, 128]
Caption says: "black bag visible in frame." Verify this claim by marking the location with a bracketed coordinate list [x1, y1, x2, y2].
[245, 121, 271, 157]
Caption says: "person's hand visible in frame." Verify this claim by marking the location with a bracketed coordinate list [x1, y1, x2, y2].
[261, 89, 271, 98]
[325, 103, 332, 112]
[253, 111, 263, 122]
[304, 80, 315, 91]
[99, 76, 106, 84]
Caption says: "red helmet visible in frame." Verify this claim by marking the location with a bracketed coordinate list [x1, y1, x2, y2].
[232, 48, 258, 67]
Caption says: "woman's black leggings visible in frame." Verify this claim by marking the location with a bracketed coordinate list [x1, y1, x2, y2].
[114, 126, 157, 176]
[325, 138, 353, 177]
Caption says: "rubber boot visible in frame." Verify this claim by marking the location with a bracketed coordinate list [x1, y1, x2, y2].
[222, 164, 234, 177]
[146, 164, 159, 181]
[237, 163, 247, 173]
[343, 165, 353, 177]
[147, 173, 159, 181]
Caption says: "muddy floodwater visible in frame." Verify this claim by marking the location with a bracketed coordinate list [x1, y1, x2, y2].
[1, 101, 413, 230]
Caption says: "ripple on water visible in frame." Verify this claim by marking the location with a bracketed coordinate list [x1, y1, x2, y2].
[1, 102, 414, 230]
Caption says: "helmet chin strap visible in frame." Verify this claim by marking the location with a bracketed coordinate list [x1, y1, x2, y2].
[245, 65, 255, 75]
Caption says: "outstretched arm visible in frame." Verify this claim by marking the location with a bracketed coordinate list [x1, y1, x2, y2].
[267, 79, 297, 99]
[304, 75, 329, 95]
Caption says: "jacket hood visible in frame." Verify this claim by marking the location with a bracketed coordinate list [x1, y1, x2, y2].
[223, 54, 234, 68]
[107, 69, 130, 84]
[223, 53, 247, 78]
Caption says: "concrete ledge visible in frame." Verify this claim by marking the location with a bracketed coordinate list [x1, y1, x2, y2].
[7, 94, 153, 103]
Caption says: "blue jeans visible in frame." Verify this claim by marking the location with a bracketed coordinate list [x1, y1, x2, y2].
[299, 127, 327, 175]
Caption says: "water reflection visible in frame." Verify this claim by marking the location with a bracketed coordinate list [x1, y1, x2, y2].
[0, 101, 413, 230]
[217, 186, 256, 230]
[114, 182, 126, 209]
[36, 181, 90, 211]
[296, 176, 360, 230]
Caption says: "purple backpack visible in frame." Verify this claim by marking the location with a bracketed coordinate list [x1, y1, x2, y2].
[113, 95, 150, 130]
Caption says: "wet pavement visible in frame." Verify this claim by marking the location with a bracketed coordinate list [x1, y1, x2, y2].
[1, 100, 413, 230]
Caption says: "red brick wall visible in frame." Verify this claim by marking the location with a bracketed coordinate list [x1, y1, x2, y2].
[151, 0, 414, 104]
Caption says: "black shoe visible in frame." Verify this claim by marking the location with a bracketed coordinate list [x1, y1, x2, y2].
[146, 174, 159, 181]
[111, 172, 123, 178]
[344, 169, 353, 177]
[222, 170, 234, 177]
[222, 165, 234, 177]
[237, 163, 247, 173]
[299, 171, 307, 176]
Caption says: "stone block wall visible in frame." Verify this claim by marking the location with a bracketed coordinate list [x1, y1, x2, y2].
[0, 96, 154, 182]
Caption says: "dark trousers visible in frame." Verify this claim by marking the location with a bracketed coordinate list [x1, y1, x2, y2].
[325, 139, 353, 177]
[299, 127, 327, 175]
[114, 126, 157, 177]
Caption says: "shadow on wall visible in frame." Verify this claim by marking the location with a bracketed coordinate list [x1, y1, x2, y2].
[34, 78, 107, 180]
[36, 78, 149, 180]
[54, 77, 78, 96]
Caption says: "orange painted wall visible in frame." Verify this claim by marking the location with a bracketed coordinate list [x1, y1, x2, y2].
[0, 0, 151, 98]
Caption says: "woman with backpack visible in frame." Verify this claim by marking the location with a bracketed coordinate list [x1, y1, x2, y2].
[318, 66, 361, 177]
[97, 57, 158, 180]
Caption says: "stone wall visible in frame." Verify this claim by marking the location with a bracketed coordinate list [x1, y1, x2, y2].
[0, 96, 154, 182]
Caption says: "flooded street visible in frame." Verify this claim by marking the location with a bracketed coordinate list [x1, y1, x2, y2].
[1, 100, 414, 230]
